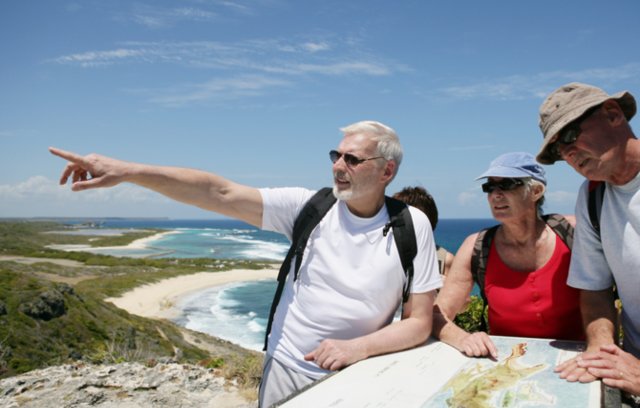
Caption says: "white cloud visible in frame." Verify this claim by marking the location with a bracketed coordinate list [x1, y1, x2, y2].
[50, 37, 397, 106]
[146, 74, 292, 107]
[53, 48, 144, 67]
[50, 39, 395, 77]
[0, 176, 164, 204]
[302, 42, 330, 53]
[129, 4, 219, 28]
[439, 63, 640, 101]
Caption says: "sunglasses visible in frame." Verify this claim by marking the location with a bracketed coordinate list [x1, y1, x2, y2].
[329, 150, 385, 168]
[481, 178, 525, 194]
[549, 104, 601, 160]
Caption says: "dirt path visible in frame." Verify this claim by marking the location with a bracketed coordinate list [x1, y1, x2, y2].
[0, 255, 86, 267]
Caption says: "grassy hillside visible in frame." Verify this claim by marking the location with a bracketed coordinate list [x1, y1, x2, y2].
[0, 220, 271, 392]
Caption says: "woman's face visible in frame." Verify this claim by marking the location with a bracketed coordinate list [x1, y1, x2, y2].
[483, 177, 531, 221]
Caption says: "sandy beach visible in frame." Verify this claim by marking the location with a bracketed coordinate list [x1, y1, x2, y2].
[105, 267, 279, 320]
[46, 230, 179, 254]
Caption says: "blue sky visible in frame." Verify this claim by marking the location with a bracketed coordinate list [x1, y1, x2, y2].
[1, 0, 639, 219]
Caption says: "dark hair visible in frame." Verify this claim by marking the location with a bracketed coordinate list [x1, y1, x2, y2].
[392, 186, 439, 230]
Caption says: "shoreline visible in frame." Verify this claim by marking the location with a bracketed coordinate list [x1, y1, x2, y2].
[47, 230, 179, 256]
[105, 267, 279, 321]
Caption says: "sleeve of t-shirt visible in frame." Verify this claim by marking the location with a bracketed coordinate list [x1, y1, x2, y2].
[406, 206, 443, 294]
[567, 181, 614, 290]
[259, 187, 315, 241]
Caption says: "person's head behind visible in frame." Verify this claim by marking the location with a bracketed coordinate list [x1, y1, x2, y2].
[339, 120, 403, 183]
[476, 152, 547, 218]
[392, 186, 439, 231]
[536, 82, 637, 166]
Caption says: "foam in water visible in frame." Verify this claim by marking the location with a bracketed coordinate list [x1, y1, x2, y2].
[176, 280, 276, 351]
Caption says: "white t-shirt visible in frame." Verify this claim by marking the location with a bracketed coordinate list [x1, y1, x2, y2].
[569, 174, 640, 358]
[260, 187, 442, 378]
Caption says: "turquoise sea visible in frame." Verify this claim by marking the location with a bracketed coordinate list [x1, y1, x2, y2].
[94, 218, 495, 351]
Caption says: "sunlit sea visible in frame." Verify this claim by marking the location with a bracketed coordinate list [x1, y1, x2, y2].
[93, 218, 494, 351]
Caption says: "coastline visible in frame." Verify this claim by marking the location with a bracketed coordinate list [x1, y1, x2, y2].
[105, 267, 279, 321]
[47, 230, 178, 254]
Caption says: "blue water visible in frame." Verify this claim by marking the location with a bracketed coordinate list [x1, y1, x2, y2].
[94, 218, 495, 351]
[95, 219, 290, 261]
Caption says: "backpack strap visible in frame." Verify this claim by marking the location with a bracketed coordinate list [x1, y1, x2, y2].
[588, 181, 606, 237]
[470, 225, 498, 331]
[542, 213, 574, 250]
[263, 187, 336, 350]
[383, 196, 417, 303]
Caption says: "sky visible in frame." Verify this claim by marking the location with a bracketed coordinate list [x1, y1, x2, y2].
[1, 0, 639, 220]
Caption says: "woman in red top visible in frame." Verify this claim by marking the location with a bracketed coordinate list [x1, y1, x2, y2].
[433, 152, 583, 358]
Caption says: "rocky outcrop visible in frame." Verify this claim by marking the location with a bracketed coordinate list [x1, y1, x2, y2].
[17, 285, 71, 321]
[0, 362, 257, 408]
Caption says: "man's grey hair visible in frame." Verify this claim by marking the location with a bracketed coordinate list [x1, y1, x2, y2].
[340, 120, 403, 181]
[523, 178, 546, 217]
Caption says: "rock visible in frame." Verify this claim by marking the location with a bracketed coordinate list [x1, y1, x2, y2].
[18, 290, 66, 320]
[55, 283, 75, 296]
[0, 362, 257, 408]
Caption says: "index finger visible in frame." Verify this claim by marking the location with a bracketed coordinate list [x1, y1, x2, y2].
[49, 147, 87, 165]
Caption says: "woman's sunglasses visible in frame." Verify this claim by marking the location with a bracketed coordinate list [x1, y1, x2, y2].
[481, 178, 525, 194]
[329, 150, 385, 168]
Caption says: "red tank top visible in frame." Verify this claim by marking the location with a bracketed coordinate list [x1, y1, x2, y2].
[485, 233, 584, 340]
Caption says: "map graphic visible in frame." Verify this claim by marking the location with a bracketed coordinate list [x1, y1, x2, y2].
[423, 337, 593, 408]
[280, 336, 600, 408]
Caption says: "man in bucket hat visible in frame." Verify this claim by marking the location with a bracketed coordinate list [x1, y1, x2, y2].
[537, 82, 640, 402]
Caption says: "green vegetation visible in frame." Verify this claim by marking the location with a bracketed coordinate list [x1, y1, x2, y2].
[454, 296, 487, 333]
[0, 220, 269, 394]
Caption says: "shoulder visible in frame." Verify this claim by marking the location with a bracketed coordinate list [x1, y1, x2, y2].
[260, 187, 316, 207]
[457, 232, 481, 256]
[406, 205, 430, 225]
[561, 214, 576, 227]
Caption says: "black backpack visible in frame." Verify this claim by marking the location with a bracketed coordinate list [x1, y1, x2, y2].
[469, 213, 574, 331]
[263, 187, 418, 350]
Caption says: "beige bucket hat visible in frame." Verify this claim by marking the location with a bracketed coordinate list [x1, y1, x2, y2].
[537, 82, 636, 164]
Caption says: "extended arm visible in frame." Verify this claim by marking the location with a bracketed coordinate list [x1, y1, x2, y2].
[304, 291, 436, 371]
[49, 147, 263, 227]
[432, 233, 498, 359]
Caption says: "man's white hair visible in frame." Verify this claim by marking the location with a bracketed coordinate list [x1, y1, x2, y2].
[339, 120, 403, 181]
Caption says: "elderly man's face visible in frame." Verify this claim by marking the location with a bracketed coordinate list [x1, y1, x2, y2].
[557, 106, 619, 181]
[332, 133, 387, 202]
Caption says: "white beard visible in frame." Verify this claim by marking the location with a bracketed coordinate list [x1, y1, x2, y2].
[332, 185, 353, 201]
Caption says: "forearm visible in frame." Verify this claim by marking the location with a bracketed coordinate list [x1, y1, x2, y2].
[581, 289, 617, 351]
[127, 163, 262, 226]
[356, 315, 432, 359]
[432, 307, 470, 351]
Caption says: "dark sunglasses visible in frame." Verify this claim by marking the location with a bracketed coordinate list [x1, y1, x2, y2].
[329, 150, 385, 167]
[549, 104, 601, 159]
[481, 178, 525, 194]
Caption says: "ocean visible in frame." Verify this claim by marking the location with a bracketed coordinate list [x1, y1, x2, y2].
[96, 218, 495, 351]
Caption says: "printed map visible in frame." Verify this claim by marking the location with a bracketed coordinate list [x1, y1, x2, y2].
[280, 337, 601, 408]
[423, 337, 597, 407]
